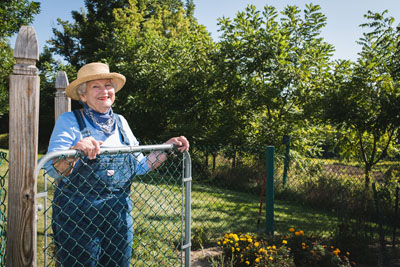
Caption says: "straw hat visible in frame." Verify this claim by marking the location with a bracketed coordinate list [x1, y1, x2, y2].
[66, 62, 126, 100]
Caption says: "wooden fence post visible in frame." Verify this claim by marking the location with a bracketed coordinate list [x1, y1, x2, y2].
[55, 71, 70, 121]
[7, 26, 40, 267]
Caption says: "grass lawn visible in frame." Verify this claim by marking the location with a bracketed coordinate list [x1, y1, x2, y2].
[191, 183, 338, 246]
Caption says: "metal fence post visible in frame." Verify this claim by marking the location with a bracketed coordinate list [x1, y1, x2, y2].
[266, 146, 275, 234]
[183, 151, 192, 267]
[7, 26, 40, 267]
[55, 71, 70, 121]
[282, 135, 290, 185]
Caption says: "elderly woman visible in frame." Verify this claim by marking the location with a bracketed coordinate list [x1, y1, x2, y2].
[45, 62, 189, 266]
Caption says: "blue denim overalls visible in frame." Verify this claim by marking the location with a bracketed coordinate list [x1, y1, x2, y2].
[52, 110, 138, 267]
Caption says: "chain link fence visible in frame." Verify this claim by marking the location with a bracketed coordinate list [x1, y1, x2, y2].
[0, 143, 399, 265]
[0, 152, 7, 267]
[188, 143, 400, 265]
[35, 145, 191, 267]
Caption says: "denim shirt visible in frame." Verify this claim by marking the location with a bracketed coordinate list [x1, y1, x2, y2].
[45, 111, 150, 179]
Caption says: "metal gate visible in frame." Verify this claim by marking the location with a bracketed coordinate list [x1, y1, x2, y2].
[36, 144, 191, 266]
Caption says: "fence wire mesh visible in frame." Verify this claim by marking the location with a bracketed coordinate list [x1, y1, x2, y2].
[36, 146, 190, 267]
[188, 144, 399, 265]
[0, 152, 7, 267]
[0, 143, 399, 266]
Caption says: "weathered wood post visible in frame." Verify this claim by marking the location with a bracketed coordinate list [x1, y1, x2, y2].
[7, 26, 40, 267]
[55, 71, 70, 121]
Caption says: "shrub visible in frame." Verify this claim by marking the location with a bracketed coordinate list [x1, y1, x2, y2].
[0, 133, 8, 149]
[216, 229, 354, 267]
[217, 232, 294, 266]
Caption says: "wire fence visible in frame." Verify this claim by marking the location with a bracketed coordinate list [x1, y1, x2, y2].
[0, 143, 399, 266]
[188, 143, 400, 265]
[0, 152, 7, 266]
[35, 145, 191, 267]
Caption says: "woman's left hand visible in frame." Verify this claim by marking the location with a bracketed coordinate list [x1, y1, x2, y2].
[165, 136, 190, 153]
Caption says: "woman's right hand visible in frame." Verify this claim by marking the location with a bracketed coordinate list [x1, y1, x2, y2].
[71, 137, 103, 160]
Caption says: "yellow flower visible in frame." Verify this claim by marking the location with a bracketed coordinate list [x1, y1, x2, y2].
[232, 234, 239, 242]
[236, 247, 240, 252]
[272, 245, 276, 250]
[245, 261, 250, 265]
[231, 247, 235, 253]
[301, 242, 306, 246]
[255, 258, 260, 263]
[346, 252, 350, 256]
[289, 228, 295, 232]
[217, 241, 221, 245]
[333, 248, 340, 256]
[223, 240, 227, 245]
[247, 238, 253, 243]
[295, 231, 300, 236]
[254, 242, 259, 247]
[299, 230, 305, 236]
[282, 240, 287, 245]
[269, 256, 274, 261]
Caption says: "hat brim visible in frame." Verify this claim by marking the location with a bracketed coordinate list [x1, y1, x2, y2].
[66, 73, 126, 100]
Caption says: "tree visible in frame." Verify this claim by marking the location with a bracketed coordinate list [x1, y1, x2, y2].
[318, 11, 400, 187]
[214, 4, 334, 154]
[0, 0, 40, 123]
[112, 0, 216, 142]
[48, 0, 191, 66]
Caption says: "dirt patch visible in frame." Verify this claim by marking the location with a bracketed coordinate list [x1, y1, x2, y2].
[322, 164, 384, 181]
[191, 247, 222, 267]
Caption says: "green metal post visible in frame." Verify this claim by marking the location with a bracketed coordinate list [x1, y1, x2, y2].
[282, 135, 290, 185]
[266, 146, 275, 234]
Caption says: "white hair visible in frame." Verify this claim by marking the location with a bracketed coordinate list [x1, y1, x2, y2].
[76, 80, 117, 97]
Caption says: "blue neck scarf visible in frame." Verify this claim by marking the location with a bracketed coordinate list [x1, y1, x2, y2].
[83, 103, 116, 135]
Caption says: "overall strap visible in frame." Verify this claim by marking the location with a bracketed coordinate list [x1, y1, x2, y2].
[114, 114, 130, 146]
[72, 109, 91, 138]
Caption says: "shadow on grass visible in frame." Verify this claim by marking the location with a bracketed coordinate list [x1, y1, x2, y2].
[191, 183, 338, 243]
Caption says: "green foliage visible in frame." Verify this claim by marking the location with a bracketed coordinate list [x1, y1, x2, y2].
[217, 232, 294, 266]
[315, 10, 400, 186]
[0, 134, 8, 149]
[214, 4, 334, 152]
[0, 0, 40, 38]
[192, 226, 211, 250]
[112, 0, 216, 141]
[0, 0, 40, 121]
[216, 230, 353, 267]
[0, 41, 13, 120]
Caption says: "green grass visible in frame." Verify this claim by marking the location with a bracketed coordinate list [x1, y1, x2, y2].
[0, 150, 341, 266]
[191, 183, 338, 245]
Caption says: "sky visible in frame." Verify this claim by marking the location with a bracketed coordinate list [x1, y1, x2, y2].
[10, 0, 400, 62]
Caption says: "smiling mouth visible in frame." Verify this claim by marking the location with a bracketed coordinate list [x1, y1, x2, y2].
[98, 96, 110, 101]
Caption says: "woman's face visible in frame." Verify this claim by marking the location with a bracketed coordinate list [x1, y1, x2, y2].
[80, 79, 115, 113]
